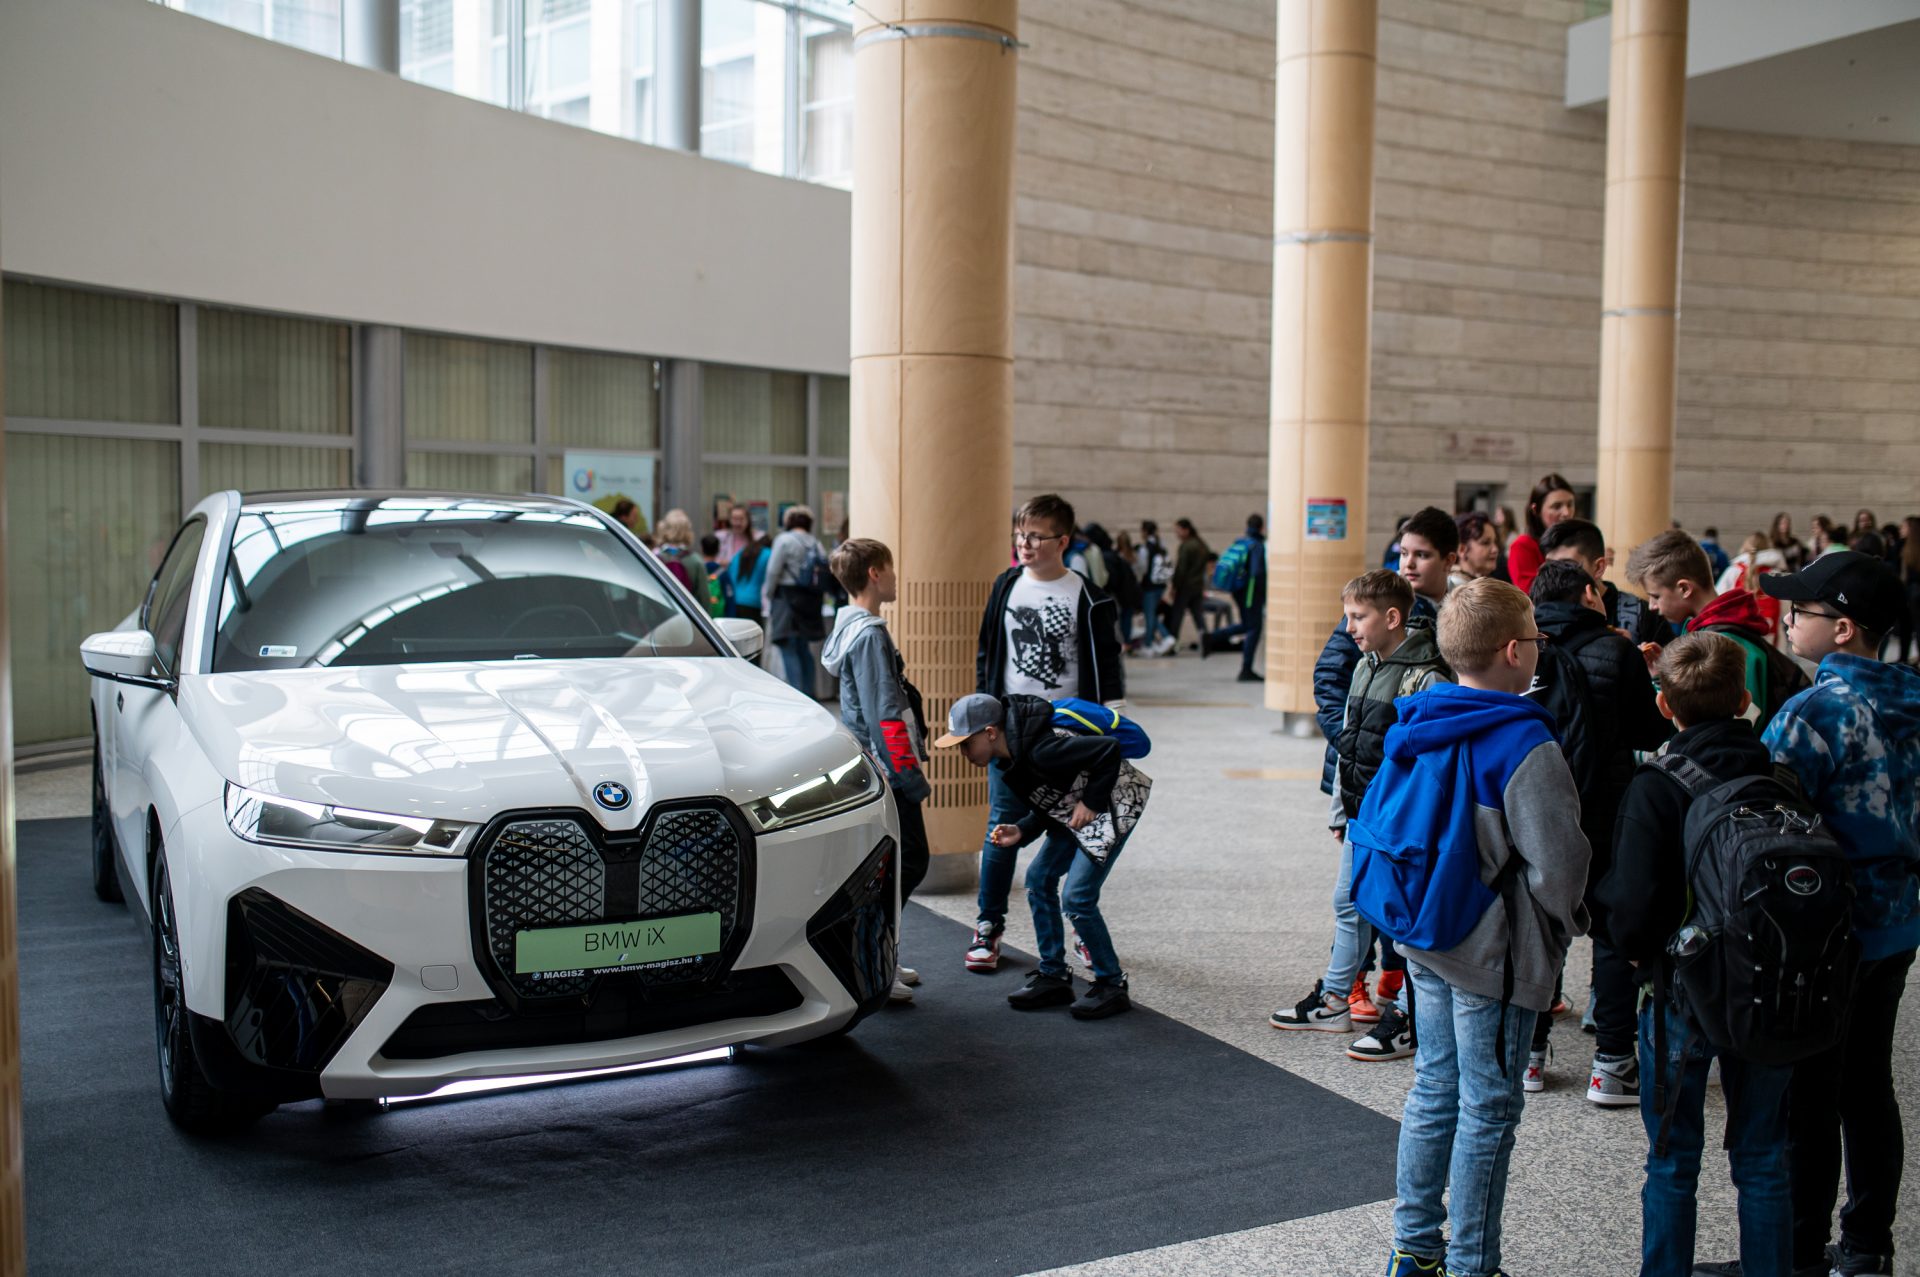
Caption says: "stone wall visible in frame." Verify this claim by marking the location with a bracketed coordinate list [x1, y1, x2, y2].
[1012, 0, 1920, 562]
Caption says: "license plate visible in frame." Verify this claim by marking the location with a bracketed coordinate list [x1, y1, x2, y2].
[514, 912, 722, 975]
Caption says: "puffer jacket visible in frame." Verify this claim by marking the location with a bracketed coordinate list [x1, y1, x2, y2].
[1334, 618, 1452, 820]
[1314, 593, 1439, 794]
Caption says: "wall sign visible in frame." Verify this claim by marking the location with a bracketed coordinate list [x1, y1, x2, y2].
[1306, 497, 1348, 541]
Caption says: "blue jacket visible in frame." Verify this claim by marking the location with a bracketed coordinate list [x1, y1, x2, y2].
[1763, 653, 1920, 960]
[1347, 683, 1591, 1011]
[1314, 592, 1439, 795]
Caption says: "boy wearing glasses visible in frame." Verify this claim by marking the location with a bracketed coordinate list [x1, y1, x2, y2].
[1344, 578, 1590, 1277]
[964, 493, 1124, 973]
[1724, 552, 1918, 1277]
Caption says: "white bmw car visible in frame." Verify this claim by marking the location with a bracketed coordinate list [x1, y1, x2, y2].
[81, 491, 900, 1131]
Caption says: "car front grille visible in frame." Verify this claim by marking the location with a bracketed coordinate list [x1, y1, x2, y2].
[477, 803, 750, 1003]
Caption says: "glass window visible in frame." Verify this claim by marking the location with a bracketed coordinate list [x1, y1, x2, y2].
[817, 464, 847, 541]
[198, 308, 350, 434]
[631, 0, 656, 143]
[405, 334, 534, 443]
[203, 443, 352, 494]
[5, 435, 181, 744]
[3, 280, 178, 424]
[147, 518, 208, 678]
[701, 0, 786, 174]
[400, 0, 511, 106]
[549, 349, 658, 449]
[176, 0, 344, 57]
[817, 374, 849, 457]
[703, 365, 806, 455]
[702, 462, 804, 526]
[213, 496, 718, 670]
[526, 0, 594, 126]
[799, 16, 851, 187]
[406, 451, 536, 493]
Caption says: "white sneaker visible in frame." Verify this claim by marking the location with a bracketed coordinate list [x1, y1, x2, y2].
[1269, 982, 1352, 1032]
[1524, 1045, 1551, 1093]
[1587, 1053, 1639, 1108]
[888, 977, 915, 1004]
[897, 965, 920, 987]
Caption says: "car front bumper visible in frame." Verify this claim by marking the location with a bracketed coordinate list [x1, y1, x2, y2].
[169, 794, 898, 1100]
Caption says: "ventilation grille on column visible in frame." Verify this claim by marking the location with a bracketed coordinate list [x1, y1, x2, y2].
[892, 579, 993, 811]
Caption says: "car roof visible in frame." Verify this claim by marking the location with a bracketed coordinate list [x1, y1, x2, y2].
[235, 489, 586, 513]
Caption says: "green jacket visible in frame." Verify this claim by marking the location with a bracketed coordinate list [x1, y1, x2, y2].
[1170, 534, 1212, 596]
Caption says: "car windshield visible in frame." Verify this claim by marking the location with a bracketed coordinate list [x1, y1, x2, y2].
[211, 496, 718, 672]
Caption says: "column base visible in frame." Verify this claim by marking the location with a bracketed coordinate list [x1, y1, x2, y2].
[917, 850, 980, 896]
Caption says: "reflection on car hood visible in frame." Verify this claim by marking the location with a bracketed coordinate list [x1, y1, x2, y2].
[180, 658, 855, 829]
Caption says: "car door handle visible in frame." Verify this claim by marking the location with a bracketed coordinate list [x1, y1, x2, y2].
[117, 692, 125, 713]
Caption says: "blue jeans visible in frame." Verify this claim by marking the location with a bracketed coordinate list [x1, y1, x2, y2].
[777, 636, 815, 696]
[1025, 820, 1129, 982]
[1394, 964, 1537, 1277]
[1321, 835, 1374, 997]
[1636, 1000, 1793, 1277]
[1142, 591, 1166, 646]
[975, 761, 1036, 925]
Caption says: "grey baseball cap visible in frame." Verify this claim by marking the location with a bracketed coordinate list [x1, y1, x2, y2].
[934, 693, 1005, 748]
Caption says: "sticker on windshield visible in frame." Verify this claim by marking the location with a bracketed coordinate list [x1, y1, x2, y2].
[258, 645, 298, 658]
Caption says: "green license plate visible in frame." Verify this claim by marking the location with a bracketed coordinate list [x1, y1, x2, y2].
[514, 912, 723, 975]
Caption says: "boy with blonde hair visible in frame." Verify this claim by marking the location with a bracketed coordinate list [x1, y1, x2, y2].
[1347, 578, 1591, 1277]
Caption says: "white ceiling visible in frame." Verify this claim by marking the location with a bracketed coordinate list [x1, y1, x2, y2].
[1684, 20, 1920, 146]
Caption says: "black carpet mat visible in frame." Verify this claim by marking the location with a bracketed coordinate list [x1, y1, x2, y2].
[19, 816, 1399, 1275]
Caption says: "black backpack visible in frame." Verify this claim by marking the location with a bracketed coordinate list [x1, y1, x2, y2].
[1698, 624, 1810, 726]
[1526, 642, 1599, 811]
[1646, 756, 1858, 1150]
[1101, 548, 1142, 611]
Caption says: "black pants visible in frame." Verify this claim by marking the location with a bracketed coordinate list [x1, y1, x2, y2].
[1789, 947, 1915, 1268]
[1167, 590, 1207, 645]
[895, 793, 930, 905]
[1530, 939, 1634, 1056]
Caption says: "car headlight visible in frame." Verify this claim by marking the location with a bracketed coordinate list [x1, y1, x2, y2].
[223, 783, 478, 856]
[741, 755, 882, 834]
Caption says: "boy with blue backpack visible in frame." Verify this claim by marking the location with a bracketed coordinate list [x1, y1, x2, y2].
[937, 691, 1151, 1020]
[1346, 578, 1590, 1277]
[1202, 513, 1268, 683]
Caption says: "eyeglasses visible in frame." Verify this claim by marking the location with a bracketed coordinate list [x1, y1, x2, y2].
[1512, 635, 1549, 655]
[1789, 603, 1843, 624]
[1012, 531, 1067, 547]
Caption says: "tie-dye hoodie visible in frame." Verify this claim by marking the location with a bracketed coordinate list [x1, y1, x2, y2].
[1763, 653, 1920, 959]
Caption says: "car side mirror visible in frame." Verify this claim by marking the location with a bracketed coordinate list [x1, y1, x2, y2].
[79, 630, 175, 691]
[715, 617, 765, 661]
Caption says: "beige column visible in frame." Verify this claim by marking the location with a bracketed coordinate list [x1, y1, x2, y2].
[1265, 0, 1377, 714]
[1, 239, 25, 1274]
[850, 0, 1018, 891]
[1595, 0, 1687, 563]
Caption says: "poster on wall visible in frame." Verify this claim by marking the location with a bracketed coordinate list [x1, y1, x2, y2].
[565, 452, 657, 529]
[1305, 497, 1348, 542]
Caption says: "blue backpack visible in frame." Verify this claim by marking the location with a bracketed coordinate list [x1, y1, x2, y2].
[1212, 536, 1258, 598]
[1050, 697, 1151, 759]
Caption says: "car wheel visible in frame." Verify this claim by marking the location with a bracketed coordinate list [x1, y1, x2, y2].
[151, 848, 274, 1133]
[89, 734, 123, 903]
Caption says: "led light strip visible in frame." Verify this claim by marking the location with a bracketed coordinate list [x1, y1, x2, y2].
[381, 1047, 733, 1107]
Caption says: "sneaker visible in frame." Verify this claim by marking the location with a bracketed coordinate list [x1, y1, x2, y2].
[1383, 1251, 1443, 1276]
[1348, 1005, 1415, 1061]
[1692, 1247, 1837, 1276]
[1831, 1241, 1894, 1275]
[965, 919, 1003, 973]
[1375, 969, 1406, 1007]
[1587, 1052, 1640, 1108]
[1549, 994, 1572, 1017]
[1237, 669, 1264, 682]
[1070, 977, 1132, 1020]
[888, 977, 915, 1004]
[1348, 976, 1382, 1024]
[1006, 969, 1075, 1010]
[897, 965, 920, 987]
[1523, 1044, 1551, 1093]
[1072, 932, 1093, 968]
[1270, 981, 1351, 1032]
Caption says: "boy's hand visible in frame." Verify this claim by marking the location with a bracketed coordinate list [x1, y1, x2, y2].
[1638, 641, 1663, 673]
[989, 823, 1024, 848]
[1067, 802, 1099, 831]
[1331, 826, 1345, 843]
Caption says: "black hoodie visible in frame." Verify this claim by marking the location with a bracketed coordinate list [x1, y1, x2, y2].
[998, 694, 1124, 838]
[1594, 717, 1774, 973]
[976, 567, 1125, 704]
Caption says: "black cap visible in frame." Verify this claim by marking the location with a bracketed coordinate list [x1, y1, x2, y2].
[1759, 550, 1905, 635]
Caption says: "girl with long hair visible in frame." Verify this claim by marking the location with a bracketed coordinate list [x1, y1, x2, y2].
[1504, 473, 1578, 594]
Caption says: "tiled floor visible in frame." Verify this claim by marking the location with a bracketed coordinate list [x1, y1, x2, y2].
[26, 652, 1919, 1276]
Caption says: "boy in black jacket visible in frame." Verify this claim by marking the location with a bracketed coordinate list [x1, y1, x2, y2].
[938, 692, 1148, 1020]
[1527, 559, 1674, 1105]
[966, 493, 1125, 974]
[1593, 633, 1793, 1277]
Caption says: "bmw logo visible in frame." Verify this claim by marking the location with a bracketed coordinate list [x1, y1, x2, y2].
[593, 781, 632, 811]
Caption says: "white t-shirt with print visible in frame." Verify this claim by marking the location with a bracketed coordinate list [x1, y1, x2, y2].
[1003, 569, 1083, 697]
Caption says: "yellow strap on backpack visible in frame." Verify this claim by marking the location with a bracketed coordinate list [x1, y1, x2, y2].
[1054, 705, 1118, 735]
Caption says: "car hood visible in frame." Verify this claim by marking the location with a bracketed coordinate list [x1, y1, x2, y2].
[180, 658, 857, 830]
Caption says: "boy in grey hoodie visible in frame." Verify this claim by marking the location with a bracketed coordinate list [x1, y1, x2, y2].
[1346, 578, 1591, 1277]
[822, 538, 930, 1003]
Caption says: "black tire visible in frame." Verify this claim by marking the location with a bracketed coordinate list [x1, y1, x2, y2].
[151, 849, 275, 1133]
[90, 734, 124, 903]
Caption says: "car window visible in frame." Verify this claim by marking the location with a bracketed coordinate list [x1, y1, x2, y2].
[146, 519, 207, 677]
[212, 497, 721, 672]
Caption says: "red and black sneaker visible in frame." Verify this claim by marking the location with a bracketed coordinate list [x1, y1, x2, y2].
[965, 919, 1004, 973]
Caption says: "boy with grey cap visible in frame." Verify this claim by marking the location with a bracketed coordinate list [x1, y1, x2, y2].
[937, 692, 1150, 1019]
